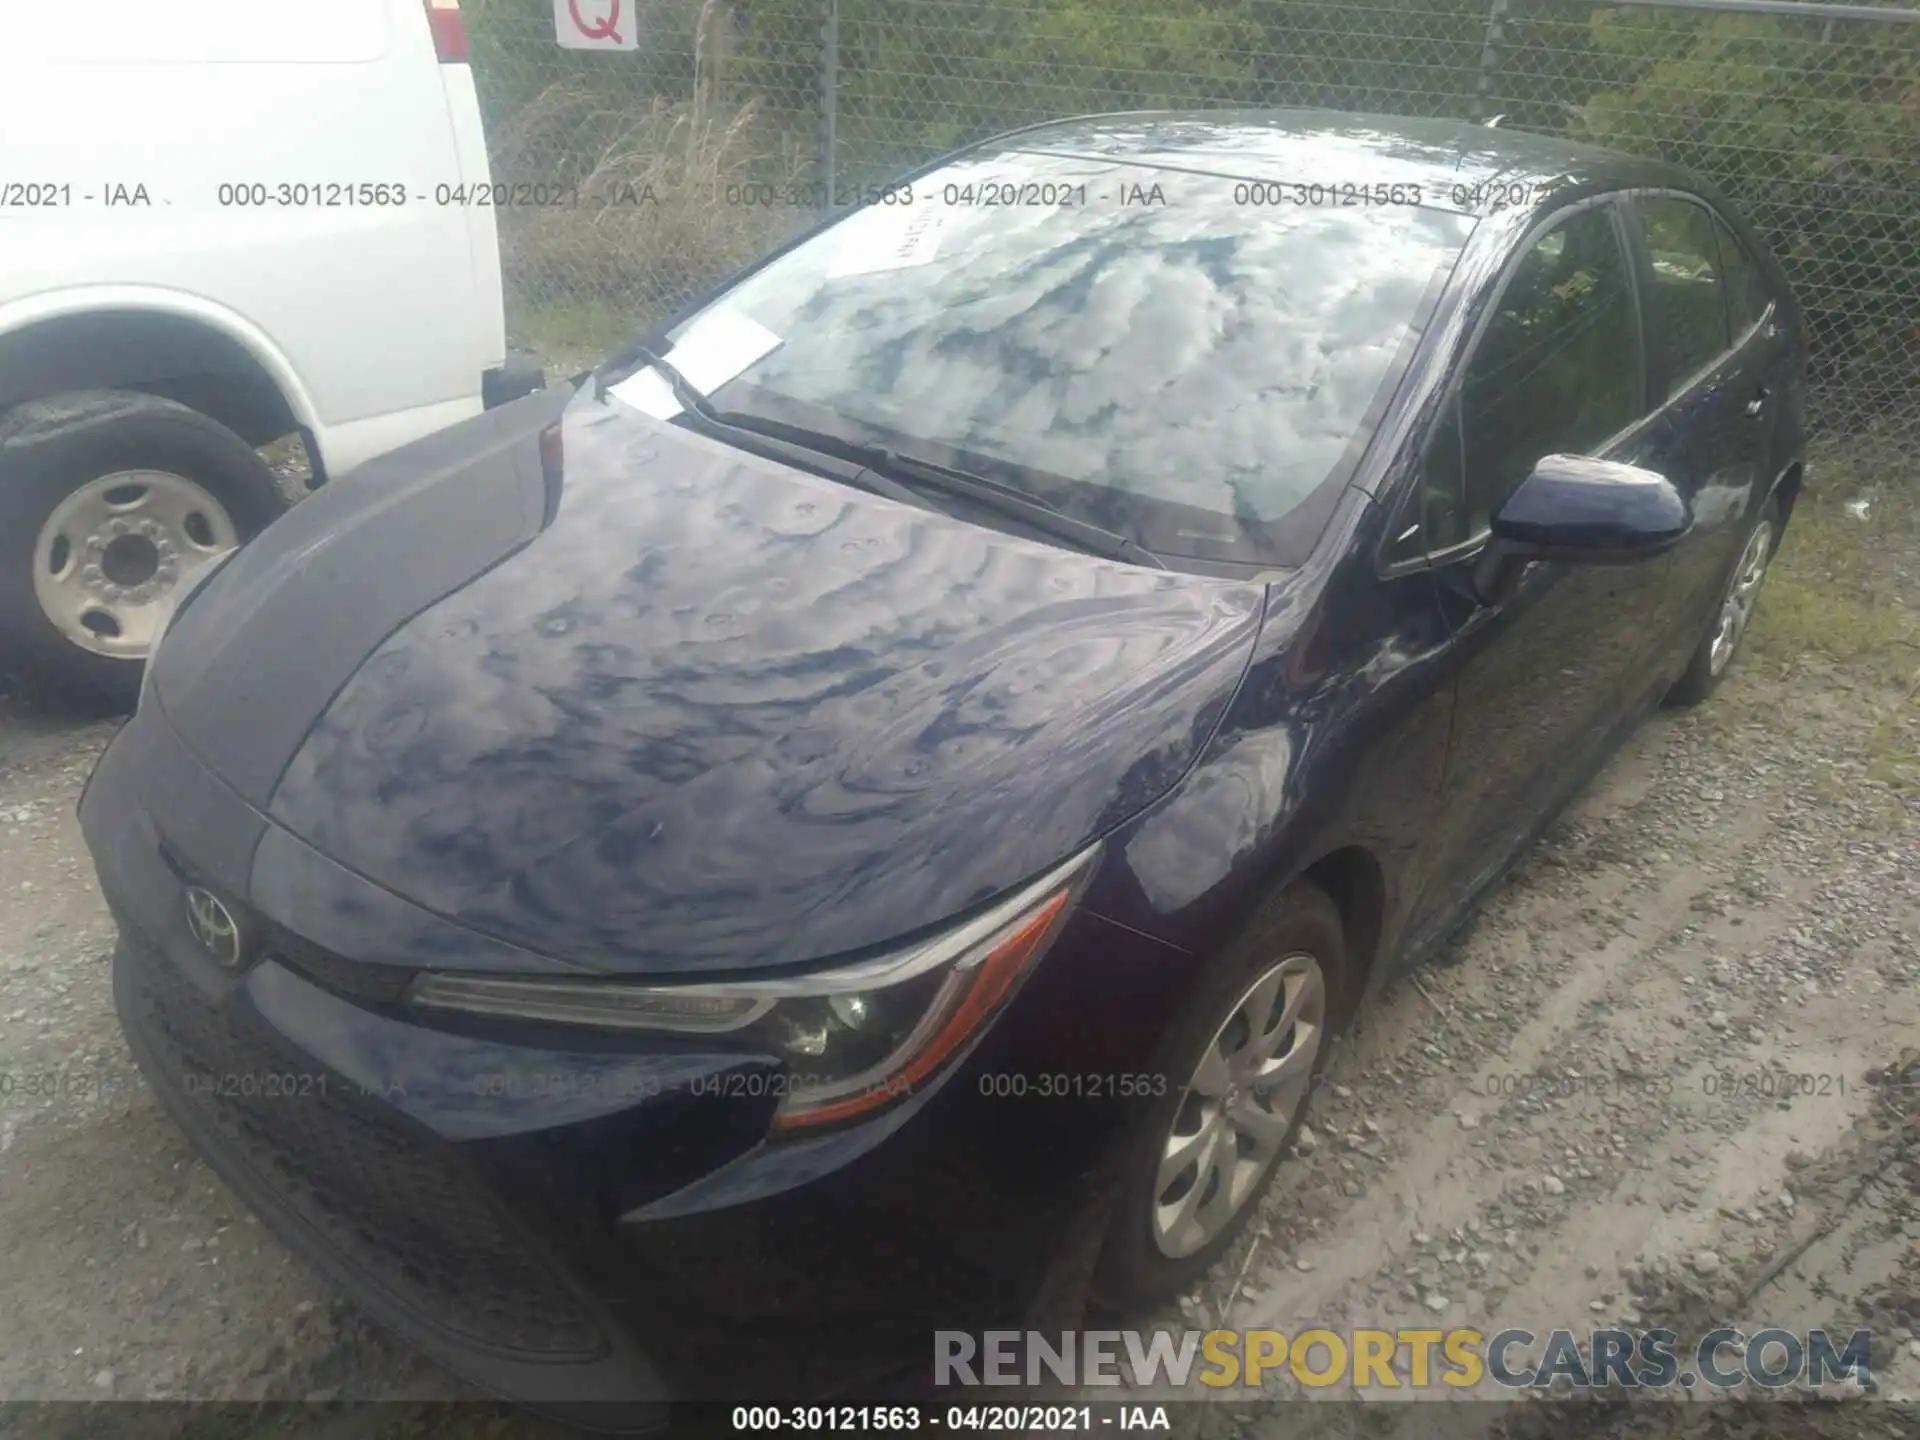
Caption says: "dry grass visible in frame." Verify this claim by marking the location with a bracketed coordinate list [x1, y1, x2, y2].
[496, 2, 814, 344]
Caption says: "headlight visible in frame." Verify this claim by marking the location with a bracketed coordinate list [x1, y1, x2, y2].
[409, 844, 1101, 1131]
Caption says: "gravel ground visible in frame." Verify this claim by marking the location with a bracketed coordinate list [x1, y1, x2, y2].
[0, 440, 1913, 1439]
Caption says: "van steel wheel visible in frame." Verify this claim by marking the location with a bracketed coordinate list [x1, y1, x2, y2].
[0, 391, 287, 707]
[31, 469, 240, 661]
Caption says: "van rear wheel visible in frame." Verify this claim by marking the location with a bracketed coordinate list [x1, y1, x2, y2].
[0, 391, 288, 708]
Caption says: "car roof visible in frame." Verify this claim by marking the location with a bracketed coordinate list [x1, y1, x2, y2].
[975, 108, 1686, 217]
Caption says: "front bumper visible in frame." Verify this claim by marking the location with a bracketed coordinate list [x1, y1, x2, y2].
[114, 931, 669, 1422]
[84, 706, 1192, 1416]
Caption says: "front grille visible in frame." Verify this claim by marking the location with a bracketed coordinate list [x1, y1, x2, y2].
[154, 835, 414, 1007]
[122, 937, 609, 1361]
[262, 923, 417, 1005]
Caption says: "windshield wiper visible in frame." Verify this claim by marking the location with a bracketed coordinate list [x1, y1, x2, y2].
[850, 445, 1164, 570]
[594, 348, 926, 508]
[597, 348, 1161, 569]
[669, 403, 1161, 569]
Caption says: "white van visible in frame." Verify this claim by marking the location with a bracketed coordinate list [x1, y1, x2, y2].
[0, 0, 541, 702]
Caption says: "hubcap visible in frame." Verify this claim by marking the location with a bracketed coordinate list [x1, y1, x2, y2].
[1707, 519, 1773, 678]
[1151, 952, 1327, 1259]
[31, 471, 239, 660]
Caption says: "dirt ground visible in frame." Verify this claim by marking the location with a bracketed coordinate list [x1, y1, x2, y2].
[0, 435, 1913, 1439]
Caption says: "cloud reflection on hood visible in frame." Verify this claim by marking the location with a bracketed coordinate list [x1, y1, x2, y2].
[266, 415, 1265, 975]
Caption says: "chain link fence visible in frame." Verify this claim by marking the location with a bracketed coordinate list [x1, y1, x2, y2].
[464, 0, 1919, 445]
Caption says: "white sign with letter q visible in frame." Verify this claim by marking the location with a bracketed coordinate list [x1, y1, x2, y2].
[555, 0, 638, 50]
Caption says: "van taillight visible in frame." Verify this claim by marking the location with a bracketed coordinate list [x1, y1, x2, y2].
[425, 0, 469, 62]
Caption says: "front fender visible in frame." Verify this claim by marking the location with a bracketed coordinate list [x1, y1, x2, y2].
[1085, 492, 1458, 1007]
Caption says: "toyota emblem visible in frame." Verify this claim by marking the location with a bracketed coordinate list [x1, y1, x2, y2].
[183, 886, 245, 968]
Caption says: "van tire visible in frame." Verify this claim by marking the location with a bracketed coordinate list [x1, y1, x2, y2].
[0, 390, 289, 709]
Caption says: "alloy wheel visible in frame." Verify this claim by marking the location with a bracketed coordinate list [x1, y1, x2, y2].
[1707, 518, 1774, 678]
[1151, 952, 1326, 1259]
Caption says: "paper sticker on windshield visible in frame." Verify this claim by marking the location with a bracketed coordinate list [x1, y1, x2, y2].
[606, 309, 784, 420]
[827, 201, 949, 280]
[608, 367, 681, 420]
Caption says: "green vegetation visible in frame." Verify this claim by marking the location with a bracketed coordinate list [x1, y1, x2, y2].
[1748, 427, 1920, 793]
[1567, 9, 1920, 422]
[1752, 428, 1915, 680]
[466, 0, 1919, 436]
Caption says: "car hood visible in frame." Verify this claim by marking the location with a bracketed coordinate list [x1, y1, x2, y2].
[154, 389, 1265, 975]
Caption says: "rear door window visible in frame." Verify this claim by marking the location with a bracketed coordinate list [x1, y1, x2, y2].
[1637, 196, 1732, 399]
[1712, 213, 1773, 337]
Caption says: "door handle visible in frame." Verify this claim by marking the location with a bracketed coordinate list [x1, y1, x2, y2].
[1745, 387, 1769, 417]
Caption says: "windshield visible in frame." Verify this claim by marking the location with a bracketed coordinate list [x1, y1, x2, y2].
[652, 145, 1477, 565]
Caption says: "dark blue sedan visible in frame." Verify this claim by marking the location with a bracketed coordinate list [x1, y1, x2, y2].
[81, 109, 1806, 1420]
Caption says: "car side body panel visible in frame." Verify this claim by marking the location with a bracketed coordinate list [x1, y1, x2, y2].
[1097, 156, 1808, 1012]
[1084, 486, 1458, 1010]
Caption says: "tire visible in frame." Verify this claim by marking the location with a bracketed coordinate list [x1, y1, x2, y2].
[1094, 880, 1347, 1306]
[0, 390, 289, 708]
[1664, 495, 1781, 709]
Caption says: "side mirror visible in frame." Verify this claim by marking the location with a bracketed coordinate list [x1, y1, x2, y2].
[1472, 454, 1691, 606]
